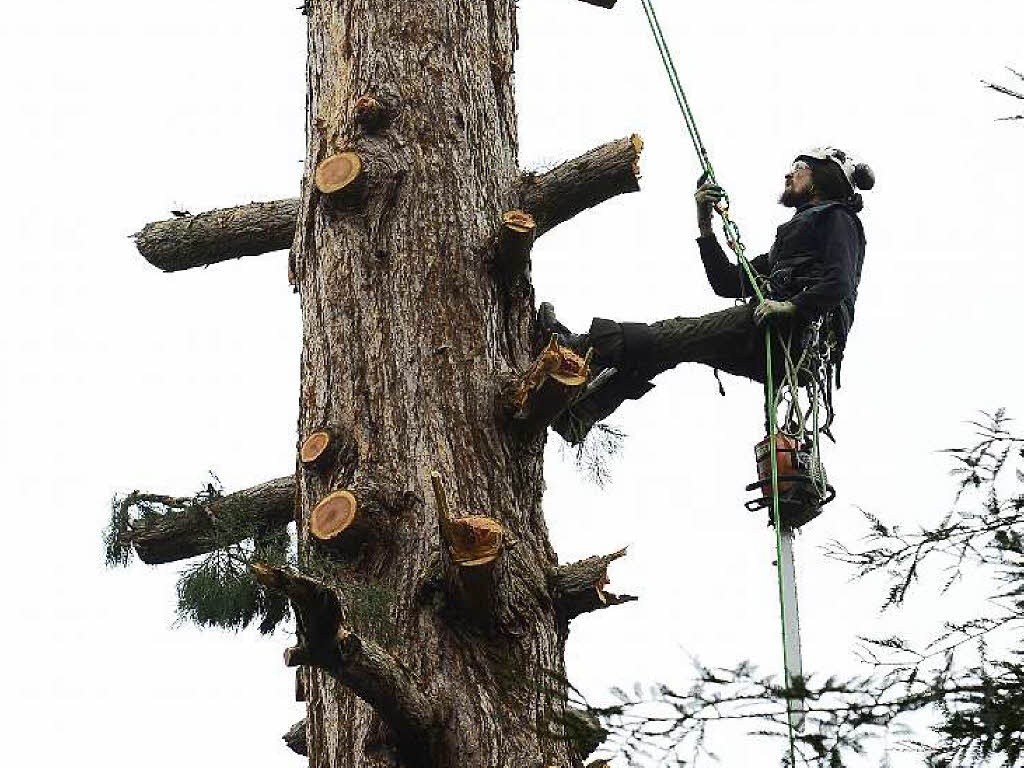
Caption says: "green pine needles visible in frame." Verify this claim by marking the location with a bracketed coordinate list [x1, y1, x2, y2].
[103, 476, 402, 641]
[583, 410, 1024, 767]
[104, 476, 293, 634]
[176, 544, 291, 635]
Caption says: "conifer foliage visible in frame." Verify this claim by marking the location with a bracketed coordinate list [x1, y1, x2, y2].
[982, 66, 1024, 121]
[584, 411, 1024, 767]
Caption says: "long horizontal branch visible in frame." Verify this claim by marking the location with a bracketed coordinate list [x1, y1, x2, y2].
[133, 199, 299, 271]
[131, 136, 641, 275]
[520, 134, 642, 238]
[132, 135, 640, 273]
[252, 565, 439, 768]
[552, 548, 637, 622]
[123, 476, 295, 564]
[576, 0, 617, 7]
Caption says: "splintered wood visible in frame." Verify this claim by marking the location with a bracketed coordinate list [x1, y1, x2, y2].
[513, 335, 590, 413]
[443, 516, 505, 566]
[310, 491, 358, 541]
[430, 471, 506, 567]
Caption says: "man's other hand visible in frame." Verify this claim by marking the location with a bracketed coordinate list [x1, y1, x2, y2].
[753, 300, 796, 326]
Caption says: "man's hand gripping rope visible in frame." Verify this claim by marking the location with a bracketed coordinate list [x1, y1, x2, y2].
[694, 175, 796, 326]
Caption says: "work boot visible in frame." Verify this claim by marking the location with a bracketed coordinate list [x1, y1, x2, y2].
[538, 304, 660, 444]
[536, 302, 591, 358]
[551, 369, 654, 444]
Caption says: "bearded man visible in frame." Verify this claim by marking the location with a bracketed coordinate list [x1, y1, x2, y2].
[541, 147, 875, 444]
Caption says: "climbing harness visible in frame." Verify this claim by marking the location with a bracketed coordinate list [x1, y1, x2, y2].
[745, 318, 837, 529]
[638, 0, 843, 758]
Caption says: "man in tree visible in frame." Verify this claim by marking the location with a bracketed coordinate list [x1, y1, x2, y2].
[542, 147, 875, 443]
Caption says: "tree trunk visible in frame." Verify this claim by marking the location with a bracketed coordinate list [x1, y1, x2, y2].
[292, 3, 571, 767]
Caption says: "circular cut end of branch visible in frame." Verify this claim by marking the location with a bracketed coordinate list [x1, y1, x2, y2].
[310, 491, 357, 541]
[315, 152, 363, 194]
[446, 515, 505, 567]
[502, 209, 536, 234]
[300, 431, 331, 466]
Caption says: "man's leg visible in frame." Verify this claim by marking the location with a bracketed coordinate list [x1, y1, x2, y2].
[540, 303, 766, 443]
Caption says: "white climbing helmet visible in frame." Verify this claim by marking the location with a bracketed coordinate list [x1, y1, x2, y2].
[796, 147, 875, 193]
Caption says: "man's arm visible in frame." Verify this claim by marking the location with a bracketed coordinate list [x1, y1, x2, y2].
[694, 178, 766, 299]
[698, 234, 766, 299]
[789, 208, 861, 320]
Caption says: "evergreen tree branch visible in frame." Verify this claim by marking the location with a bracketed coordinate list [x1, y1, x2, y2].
[106, 475, 295, 565]
[586, 411, 1024, 767]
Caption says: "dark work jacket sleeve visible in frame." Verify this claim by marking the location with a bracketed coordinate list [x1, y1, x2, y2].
[697, 234, 768, 299]
[788, 208, 860, 320]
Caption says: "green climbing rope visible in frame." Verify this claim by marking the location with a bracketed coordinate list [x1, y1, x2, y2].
[637, 0, 799, 762]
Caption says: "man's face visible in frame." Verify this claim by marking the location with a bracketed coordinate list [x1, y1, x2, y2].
[779, 159, 814, 207]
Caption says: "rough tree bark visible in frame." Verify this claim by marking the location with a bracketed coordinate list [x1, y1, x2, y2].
[286, 3, 631, 767]
[290, 3, 559, 766]
[124, 1, 635, 767]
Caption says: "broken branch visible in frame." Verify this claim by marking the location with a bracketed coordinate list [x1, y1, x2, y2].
[510, 336, 591, 434]
[431, 472, 506, 568]
[520, 134, 642, 239]
[134, 199, 299, 272]
[120, 476, 295, 565]
[430, 471, 509, 617]
[253, 565, 438, 768]
[552, 548, 636, 622]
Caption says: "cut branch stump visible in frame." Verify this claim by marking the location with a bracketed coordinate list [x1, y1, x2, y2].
[354, 94, 397, 132]
[310, 490, 362, 546]
[495, 209, 536, 274]
[430, 471, 509, 617]
[315, 152, 364, 195]
[552, 548, 636, 622]
[511, 336, 591, 434]
[300, 430, 337, 471]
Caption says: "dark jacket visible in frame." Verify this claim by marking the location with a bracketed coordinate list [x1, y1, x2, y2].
[697, 201, 866, 351]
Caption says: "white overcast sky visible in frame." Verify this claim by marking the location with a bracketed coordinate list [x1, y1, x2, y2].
[3, 1, 1023, 766]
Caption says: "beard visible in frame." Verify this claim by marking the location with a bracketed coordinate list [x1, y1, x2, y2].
[779, 185, 813, 208]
